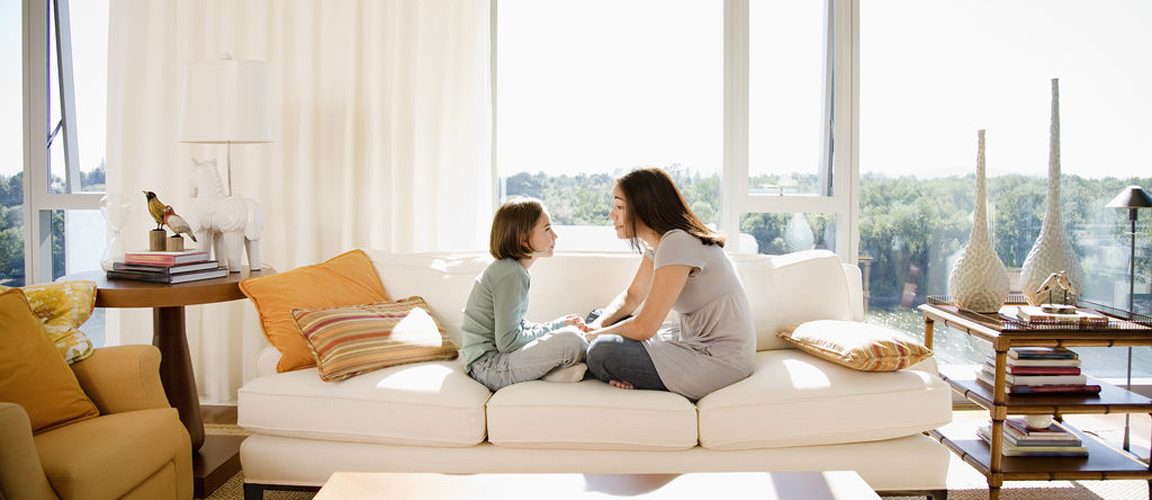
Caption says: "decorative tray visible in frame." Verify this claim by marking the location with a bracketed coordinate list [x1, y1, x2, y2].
[925, 295, 1152, 333]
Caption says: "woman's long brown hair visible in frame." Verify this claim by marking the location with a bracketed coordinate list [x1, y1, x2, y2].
[616, 167, 724, 251]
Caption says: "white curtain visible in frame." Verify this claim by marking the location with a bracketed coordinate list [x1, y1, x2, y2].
[106, 0, 492, 404]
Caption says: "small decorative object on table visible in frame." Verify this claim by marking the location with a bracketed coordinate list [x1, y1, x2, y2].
[1035, 271, 1077, 314]
[99, 193, 132, 271]
[948, 129, 1011, 313]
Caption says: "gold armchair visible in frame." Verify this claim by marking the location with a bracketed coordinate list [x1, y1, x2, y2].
[0, 345, 192, 500]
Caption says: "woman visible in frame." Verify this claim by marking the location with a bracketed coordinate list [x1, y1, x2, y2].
[584, 167, 755, 400]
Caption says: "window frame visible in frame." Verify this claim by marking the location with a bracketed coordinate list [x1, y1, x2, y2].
[21, 0, 101, 284]
[490, 0, 861, 262]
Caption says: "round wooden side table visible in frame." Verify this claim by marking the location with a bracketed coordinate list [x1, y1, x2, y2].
[63, 265, 276, 497]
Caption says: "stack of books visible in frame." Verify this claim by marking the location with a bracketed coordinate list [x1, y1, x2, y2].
[106, 250, 228, 284]
[977, 417, 1088, 457]
[977, 347, 1102, 395]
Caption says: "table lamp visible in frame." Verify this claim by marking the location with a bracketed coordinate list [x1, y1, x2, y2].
[178, 54, 272, 271]
[1105, 184, 1152, 451]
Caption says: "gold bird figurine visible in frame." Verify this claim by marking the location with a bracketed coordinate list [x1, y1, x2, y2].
[143, 191, 166, 230]
[163, 205, 198, 243]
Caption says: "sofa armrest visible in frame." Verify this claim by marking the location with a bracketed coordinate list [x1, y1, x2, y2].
[0, 403, 57, 500]
[71, 345, 170, 414]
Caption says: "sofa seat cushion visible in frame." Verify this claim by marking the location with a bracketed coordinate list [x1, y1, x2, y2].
[486, 380, 698, 451]
[238, 360, 490, 447]
[33, 408, 186, 500]
[697, 349, 952, 450]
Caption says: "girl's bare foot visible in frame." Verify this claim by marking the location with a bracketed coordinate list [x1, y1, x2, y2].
[608, 380, 634, 390]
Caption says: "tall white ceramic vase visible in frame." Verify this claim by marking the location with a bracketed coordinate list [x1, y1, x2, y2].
[1019, 78, 1085, 306]
[948, 130, 1010, 312]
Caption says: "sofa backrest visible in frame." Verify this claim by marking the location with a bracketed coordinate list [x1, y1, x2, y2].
[363, 248, 862, 352]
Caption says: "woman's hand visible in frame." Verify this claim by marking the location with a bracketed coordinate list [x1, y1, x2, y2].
[559, 313, 591, 333]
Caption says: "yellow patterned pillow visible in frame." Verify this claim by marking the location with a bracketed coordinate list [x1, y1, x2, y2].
[0, 281, 97, 364]
[777, 319, 932, 372]
[292, 296, 459, 382]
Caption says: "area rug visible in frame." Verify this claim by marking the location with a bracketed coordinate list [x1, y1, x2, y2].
[204, 425, 1147, 499]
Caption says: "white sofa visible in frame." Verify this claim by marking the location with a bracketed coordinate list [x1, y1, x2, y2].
[237, 249, 953, 499]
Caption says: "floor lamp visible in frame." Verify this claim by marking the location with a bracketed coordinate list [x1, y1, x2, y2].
[178, 54, 272, 271]
[1106, 185, 1152, 451]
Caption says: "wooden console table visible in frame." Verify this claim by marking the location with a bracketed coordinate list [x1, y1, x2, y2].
[63, 266, 275, 498]
[919, 300, 1152, 500]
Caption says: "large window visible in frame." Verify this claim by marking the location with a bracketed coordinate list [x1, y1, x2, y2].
[496, 0, 853, 256]
[5, 0, 108, 343]
[3, 0, 106, 289]
[859, 0, 1152, 378]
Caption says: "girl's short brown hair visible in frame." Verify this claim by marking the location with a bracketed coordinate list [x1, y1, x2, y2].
[490, 197, 546, 260]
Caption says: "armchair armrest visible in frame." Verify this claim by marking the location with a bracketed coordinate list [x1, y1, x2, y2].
[71, 345, 171, 414]
[0, 403, 56, 500]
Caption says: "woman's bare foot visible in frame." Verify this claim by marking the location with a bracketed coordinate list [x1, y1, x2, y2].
[608, 380, 634, 390]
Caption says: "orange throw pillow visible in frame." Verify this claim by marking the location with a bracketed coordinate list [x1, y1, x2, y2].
[0, 288, 99, 433]
[240, 250, 391, 372]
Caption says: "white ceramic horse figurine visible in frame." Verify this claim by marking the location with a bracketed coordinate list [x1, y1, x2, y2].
[188, 158, 263, 272]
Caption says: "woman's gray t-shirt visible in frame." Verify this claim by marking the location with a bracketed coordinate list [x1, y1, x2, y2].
[643, 229, 756, 400]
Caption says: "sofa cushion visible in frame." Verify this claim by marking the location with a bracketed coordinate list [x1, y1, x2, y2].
[0, 288, 100, 433]
[697, 349, 952, 450]
[777, 320, 933, 372]
[238, 359, 490, 447]
[733, 250, 854, 350]
[293, 296, 459, 382]
[486, 380, 698, 451]
[241, 249, 392, 373]
[33, 408, 186, 499]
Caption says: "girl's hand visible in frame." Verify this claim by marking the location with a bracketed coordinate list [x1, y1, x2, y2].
[560, 314, 591, 332]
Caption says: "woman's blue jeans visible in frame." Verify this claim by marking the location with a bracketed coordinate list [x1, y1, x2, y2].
[586, 334, 667, 390]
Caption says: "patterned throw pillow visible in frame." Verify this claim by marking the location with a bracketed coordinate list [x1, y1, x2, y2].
[240, 249, 391, 372]
[292, 296, 459, 382]
[776, 319, 932, 372]
[0, 281, 96, 364]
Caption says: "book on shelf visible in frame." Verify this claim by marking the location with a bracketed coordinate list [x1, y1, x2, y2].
[1013, 305, 1108, 325]
[106, 267, 228, 284]
[977, 424, 1088, 457]
[975, 370, 1102, 394]
[980, 365, 1087, 386]
[986, 358, 1081, 375]
[1003, 418, 1079, 441]
[1002, 364, 1081, 376]
[112, 260, 220, 274]
[1008, 347, 1078, 360]
[122, 250, 210, 266]
[1006, 356, 1081, 368]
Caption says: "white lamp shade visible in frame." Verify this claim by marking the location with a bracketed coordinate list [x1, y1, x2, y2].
[179, 59, 272, 143]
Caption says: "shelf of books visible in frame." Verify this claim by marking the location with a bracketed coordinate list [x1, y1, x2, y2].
[106, 250, 228, 284]
[931, 418, 1150, 479]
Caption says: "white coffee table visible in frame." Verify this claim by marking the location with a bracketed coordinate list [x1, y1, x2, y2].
[315, 471, 881, 499]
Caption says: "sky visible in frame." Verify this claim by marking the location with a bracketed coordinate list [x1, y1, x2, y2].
[4, 1, 1150, 181]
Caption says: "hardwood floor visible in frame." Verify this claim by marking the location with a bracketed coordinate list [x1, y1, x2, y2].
[202, 405, 238, 425]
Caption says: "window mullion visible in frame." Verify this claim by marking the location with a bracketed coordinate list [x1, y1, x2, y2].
[23, 0, 50, 283]
[723, 0, 749, 252]
[53, 0, 81, 194]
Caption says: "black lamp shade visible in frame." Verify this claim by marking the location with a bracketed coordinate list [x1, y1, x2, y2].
[1106, 185, 1152, 209]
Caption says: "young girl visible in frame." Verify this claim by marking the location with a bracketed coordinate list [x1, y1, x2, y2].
[459, 198, 590, 391]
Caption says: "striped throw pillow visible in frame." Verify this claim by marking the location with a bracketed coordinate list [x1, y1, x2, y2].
[292, 296, 459, 382]
[776, 319, 932, 372]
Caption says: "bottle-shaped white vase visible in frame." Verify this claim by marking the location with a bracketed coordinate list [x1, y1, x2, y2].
[948, 130, 1010, 312]
[1019, 78, 1085, 306]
